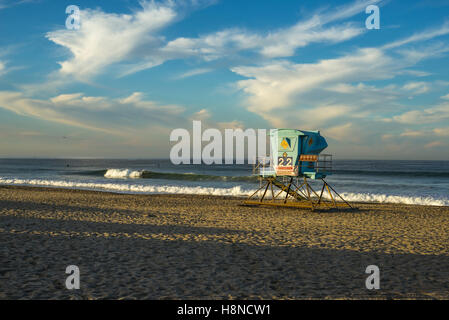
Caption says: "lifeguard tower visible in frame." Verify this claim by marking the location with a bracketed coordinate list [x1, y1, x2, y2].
[244, 129, 353, 210]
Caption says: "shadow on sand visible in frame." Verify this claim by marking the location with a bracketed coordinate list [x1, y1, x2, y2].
[1, 211, 449, 299]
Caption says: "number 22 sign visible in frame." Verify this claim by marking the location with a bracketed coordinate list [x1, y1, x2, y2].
[278, 156, 292, 167]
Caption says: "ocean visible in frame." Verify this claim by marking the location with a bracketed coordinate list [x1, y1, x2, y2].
[0, 159, 448, 206]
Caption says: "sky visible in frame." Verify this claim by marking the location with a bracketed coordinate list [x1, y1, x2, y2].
[0, 0, 449, 160]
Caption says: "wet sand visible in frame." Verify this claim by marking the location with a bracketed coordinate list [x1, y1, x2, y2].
[1, 185, 449, 299]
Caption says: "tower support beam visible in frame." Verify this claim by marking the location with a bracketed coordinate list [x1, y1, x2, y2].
[244, 176, 354, 211]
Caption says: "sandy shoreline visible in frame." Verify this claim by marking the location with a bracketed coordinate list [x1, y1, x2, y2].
[1, 185, 449, 299]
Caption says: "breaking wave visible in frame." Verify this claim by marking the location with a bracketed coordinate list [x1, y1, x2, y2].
[0, 177, 251, 197]
[104, 169, 143, 179]
[0, 177, 448, 206]
[339, 192, 449, 206]
[75, 168, 449, 182]
[76, 168, 259, 182]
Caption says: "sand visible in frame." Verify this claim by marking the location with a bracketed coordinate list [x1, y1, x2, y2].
[0, 185, 449, 300]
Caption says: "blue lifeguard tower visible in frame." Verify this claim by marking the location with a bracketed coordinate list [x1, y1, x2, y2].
[245, 129, 353, 210]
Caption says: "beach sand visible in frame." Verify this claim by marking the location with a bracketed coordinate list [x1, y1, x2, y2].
[1, 185, 449, 300]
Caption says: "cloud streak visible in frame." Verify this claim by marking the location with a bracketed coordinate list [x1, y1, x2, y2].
[0, 61, 5, 76]
[161, 1, 381, 61]
[0, 91, 186, 135]
[174, 68, 213, 79]
[46, 0, 375, 81]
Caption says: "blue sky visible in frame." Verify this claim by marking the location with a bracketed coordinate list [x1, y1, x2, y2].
[0, 0, 449, 159]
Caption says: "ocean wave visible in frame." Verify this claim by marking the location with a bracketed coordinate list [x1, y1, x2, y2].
[76, 168, 259, 182]
[104, 169, 143, 179]
[139, 170, 258, 182]
[334, 169, 449, 178]
[0, 177, 250, 196]
[0, 177, 448, 206]
[75, 168, 449, 181]
[339, 192, 449, 206]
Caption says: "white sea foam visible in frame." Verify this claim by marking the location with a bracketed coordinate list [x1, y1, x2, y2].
[0, 177, 448, 206]
[339, 192, 449, 207]
[104, 169, 143, 179]
[0, 177, 249, 196]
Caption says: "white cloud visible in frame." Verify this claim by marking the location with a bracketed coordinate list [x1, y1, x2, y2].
[441, 93, 449, 100]
[45, 0, 374, 81]
[327, 82, 399, 98]
[162, 0, 376, 61]
[162, 29, 262, 61]
[433, 127, 449, 136]
[191, 108, 211, 121]
[164, 21, 363, 61]
[0, 91, 186, 135]
[175, 68, 213, 79]
[402, 81, 430, 94]
[18, 131, 43, 137]
[323, 123, 358, 142]
[383, 22, 449, 49]
[0, 0, 35, 10]
[392, 102, 449, 124]
[425, 141, 444, 148]
[400, 130, 426, 137]
[49, 93, 83, 104]
[189, 108, 244, 131]
[46, 1, 177, 79]
[231, 48, 395, 118]
[229, 17, 449, 133]
[394, 43, 449, 65]
[259, 22, 363, 58]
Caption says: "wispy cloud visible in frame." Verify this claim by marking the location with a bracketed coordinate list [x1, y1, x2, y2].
[230, 17, 449, 134]
[0, 0, 32, 9]
[231, 47, 398, 120]
[0, 91, 187, 135]
[162, 22, 363, 61]
[213, 12, 449, 156]
[162, 0, 379, 60]
[402, 81, 430, 95]
[400, 130, 427, 137]
[392, 102, 449, 124]
[0, 61, 5, 76]
[383, 22, 449, 49]
[174, 68, 213, 79]
[434, 127, 449, 136]
[45, 0, 374, 82]
[425, 141, 444, 148]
